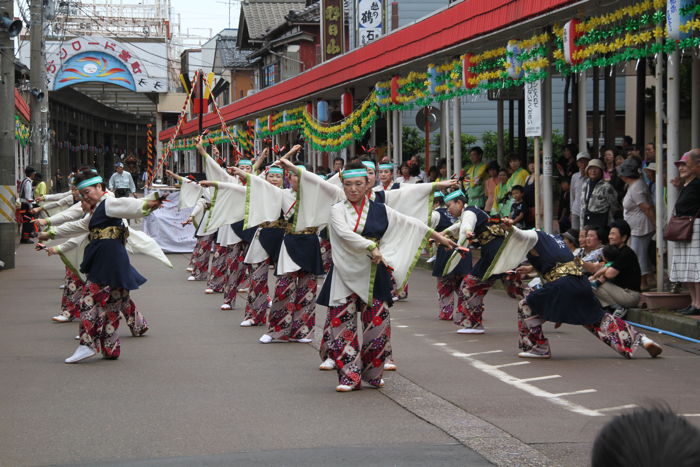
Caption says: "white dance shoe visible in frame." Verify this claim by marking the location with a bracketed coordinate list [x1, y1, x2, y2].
[240, 319, 255, 327]
[186, 266, 194, 272]
[259, 334, 273, 343]
[290, 338, 312, 343]
[65, 345, 96, 363]
[383, 361, 397, 371]
[52, 314, 70, 323]
[204, 288, 214, 294]
[220, 303, 232, 311]
[319, 358, 336, 370]
[187, 275, 196, 281]
[641, 336, 663, 358]
[335, 384, 354, 392]
[457, 325, 485, 334]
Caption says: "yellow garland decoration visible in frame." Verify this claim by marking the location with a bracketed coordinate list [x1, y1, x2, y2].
[576, 0, 657, 34]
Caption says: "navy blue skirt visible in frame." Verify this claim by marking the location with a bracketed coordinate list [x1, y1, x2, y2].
[526, 275, 606, 325]
[432, 245, 472, 278]
[284, 233, 323, 275]
[317, 263, 394, 308]
[258, 227, 285, 265]
[80, 239, 146, 290]
[471, 237, 505, 279]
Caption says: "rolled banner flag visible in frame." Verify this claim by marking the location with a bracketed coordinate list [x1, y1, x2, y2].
[505, 41, 523, 80]
[317, 100, 329, 122]
[562, 19, 582, 65]
[390, 76, 400, 104]
[462, 53, 476, 89]
[667, 0, 695, 40]
[427, 65, 439, 95]
[341, 91, 353, 117]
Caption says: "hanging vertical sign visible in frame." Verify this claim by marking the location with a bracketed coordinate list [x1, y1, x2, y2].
[524, 80, 542, 137]
[321, 0, 344, 61]
[358, 0, 382, 46]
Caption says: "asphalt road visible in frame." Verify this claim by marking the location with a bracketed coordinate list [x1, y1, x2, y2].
[1, 245, 699, 466]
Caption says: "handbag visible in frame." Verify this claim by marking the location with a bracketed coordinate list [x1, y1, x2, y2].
[663, 209, 700, 242]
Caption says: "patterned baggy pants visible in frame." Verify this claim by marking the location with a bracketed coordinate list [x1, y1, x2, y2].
[206, 243, 230, 292]
[458, 273, 524, 329]
[320, 238, 332, 274]
[189, 234, 215, 280]
[78, 282, 126, 359]
[324, 295, 391, 389]
[517, 295, 642, 359]
[222, 242, 249, 307]
[436, 276, 467, 321]
[59, 267, 85, 321]
[266, 271, 317, 340]
[243, 259, 270, 325]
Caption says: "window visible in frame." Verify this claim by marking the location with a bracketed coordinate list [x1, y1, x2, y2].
[262, 61, 280, 88]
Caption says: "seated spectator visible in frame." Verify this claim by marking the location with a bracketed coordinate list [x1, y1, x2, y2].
[562, 229, 579, 253]
[590, 220, 642, 316]
[591, 406, 700, 467]
[509, 185, 526, 228]
[575, 227, 588, 258]
[581, 225, 606, 273]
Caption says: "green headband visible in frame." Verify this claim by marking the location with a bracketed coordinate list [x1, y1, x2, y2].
[378, 163, 393, 170]
[342, 168, 368, 179]
[76, 176, 103, 190]
[434, 191, 444, 198]
[362, 161, 376, 170]
[444, 190, 465, 202]
[268, 167, 283, 175]
[238, 159, 252, 166]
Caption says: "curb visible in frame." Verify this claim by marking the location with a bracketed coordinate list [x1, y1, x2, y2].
[626, 308, 700, 341]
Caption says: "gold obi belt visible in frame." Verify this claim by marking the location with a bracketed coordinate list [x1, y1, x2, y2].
[259, 220, 287, 229]
[541, 260, 583, 283]
[286, 225, 318, 235]
[474, 224, 507, 246]
[88, 226, 129, 244]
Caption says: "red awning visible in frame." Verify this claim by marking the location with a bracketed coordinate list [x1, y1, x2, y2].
[160, 0, 574, 141]
[15, 88, 30, 122]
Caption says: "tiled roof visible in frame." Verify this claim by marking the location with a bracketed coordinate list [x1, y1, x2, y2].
[286, 1, 319, 23]
[216, 39, 254, 68]
[241, 0, 306, 41]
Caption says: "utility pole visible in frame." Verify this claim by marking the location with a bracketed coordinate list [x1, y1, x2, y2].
[0, 0, 17, 268]
[29, 0, 49, 179]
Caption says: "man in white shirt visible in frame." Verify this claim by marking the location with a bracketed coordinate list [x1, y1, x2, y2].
[108, 162, 136, 198]
[570, 152, 590, 229]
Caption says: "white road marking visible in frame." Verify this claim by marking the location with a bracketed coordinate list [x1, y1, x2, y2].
[597, 404, 637, 413]
[396, 325, 409, 328]
[550, 389, 597, 397]
[433, 342, 447, 346]
[413, 333, 425, 337]
[425, 339, 605, 416]
[491, 361, 530, 369]
[518, 375, 561, 383]
[682, 414, 700, 417]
